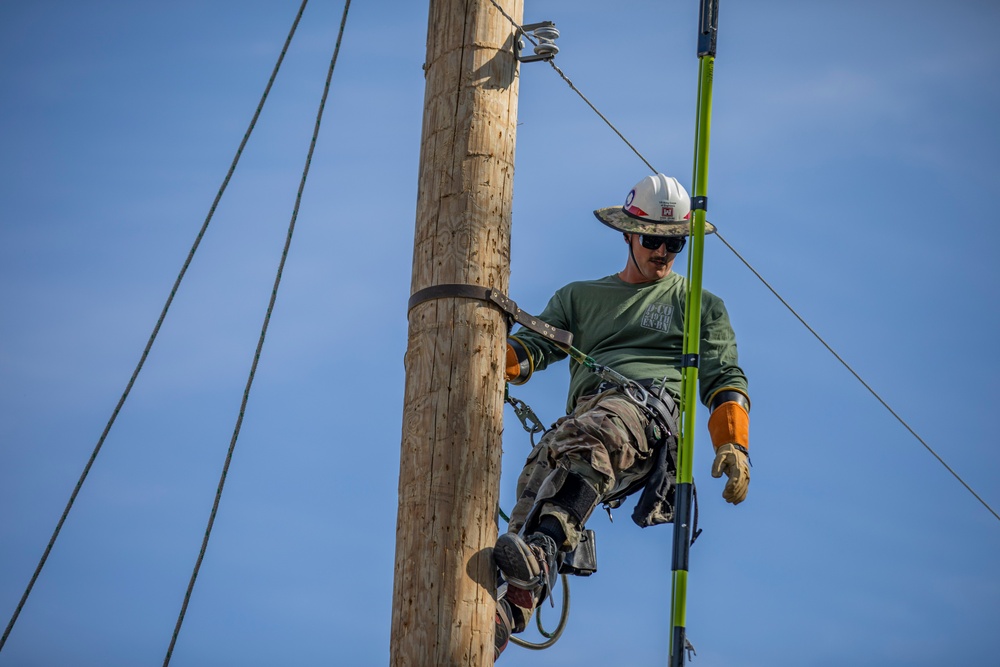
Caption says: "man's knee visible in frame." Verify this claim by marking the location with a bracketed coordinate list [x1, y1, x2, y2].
[523, 467, 601, 549]
[537, 468, 601, 526]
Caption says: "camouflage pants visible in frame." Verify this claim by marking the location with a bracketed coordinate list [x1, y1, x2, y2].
[506, 389, 656, 550]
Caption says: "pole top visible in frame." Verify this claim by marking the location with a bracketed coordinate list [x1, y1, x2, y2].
[697, 0, 719, 57]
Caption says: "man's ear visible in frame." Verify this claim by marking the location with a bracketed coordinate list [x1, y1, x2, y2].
[623, 233, 631, 244]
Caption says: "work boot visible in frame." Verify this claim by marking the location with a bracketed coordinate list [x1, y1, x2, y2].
[494, 532, 559, 611]
[494, 597, 513, 659]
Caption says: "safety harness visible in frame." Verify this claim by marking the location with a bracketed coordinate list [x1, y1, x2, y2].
[409, 282, 695, 534]
[409, 283, 700, 649]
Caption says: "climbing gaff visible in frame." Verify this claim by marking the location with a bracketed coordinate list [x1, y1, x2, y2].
[670, 1, 718, 666]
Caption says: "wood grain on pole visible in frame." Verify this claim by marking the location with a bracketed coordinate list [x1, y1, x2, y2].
[391, 0, 523, 665]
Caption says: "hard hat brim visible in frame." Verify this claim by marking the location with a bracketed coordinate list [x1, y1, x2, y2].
[593, 206, 716, 236]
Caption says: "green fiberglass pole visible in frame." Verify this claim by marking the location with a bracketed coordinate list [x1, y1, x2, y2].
[670, 1, 718, 665]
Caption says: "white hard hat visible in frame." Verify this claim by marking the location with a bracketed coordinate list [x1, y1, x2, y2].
[593, 173, 715, 237]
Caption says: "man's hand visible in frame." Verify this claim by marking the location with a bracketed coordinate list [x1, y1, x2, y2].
[711, 443, 750, 505]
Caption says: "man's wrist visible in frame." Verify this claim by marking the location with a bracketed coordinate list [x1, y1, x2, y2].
[708, 398, 749, 450]
[506, 336, 533, 385]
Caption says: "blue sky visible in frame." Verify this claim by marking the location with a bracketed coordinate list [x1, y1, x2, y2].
[2, 1, 998, 665]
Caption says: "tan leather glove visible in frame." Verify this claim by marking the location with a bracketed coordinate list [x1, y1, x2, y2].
[708, 395, 750, 505]
[711, 443, 750, 505]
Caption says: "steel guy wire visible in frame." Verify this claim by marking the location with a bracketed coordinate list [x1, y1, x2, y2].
[713, 231, 1000, 523]
[161, 0, 352, 663]
[0, 0, 313, 654]
[487, 0, 997, 525]
[486, 0, 657, 172]
[546, 61, 657, 173]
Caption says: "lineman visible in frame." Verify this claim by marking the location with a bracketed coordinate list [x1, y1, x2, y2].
[494, 174, 751, 657]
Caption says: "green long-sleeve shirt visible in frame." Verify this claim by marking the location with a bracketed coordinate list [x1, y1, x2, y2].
[512, 272, 748, 413]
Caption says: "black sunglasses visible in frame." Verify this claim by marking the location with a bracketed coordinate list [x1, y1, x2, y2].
[638, 235, 687, 253]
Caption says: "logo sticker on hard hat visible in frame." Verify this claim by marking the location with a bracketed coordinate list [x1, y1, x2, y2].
[662, 206, 674, 219]
[624, 189, 649, 217]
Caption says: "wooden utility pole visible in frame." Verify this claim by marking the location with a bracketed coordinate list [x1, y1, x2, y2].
[391, 0, 523, 665]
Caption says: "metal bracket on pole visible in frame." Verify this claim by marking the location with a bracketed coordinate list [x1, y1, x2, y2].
[516, 21, 560, 62]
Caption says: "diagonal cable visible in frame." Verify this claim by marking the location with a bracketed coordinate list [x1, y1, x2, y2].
[0, 0, 312, 653]
[161, 1, 352, 664]
[487, 0, 997, 525]
[714, 230, 999, 522]
[545, 61, 657, 173]
[486, 0, 656, 172]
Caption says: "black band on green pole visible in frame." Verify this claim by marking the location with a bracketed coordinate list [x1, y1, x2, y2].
[671, 483, 694, 571]
[672, 627, 688, 665]
[698, 0, 719, 57]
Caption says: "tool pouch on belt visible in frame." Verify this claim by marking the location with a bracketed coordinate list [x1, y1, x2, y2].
[558, 529, 597, 576]
[631, 425, 679, 528]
